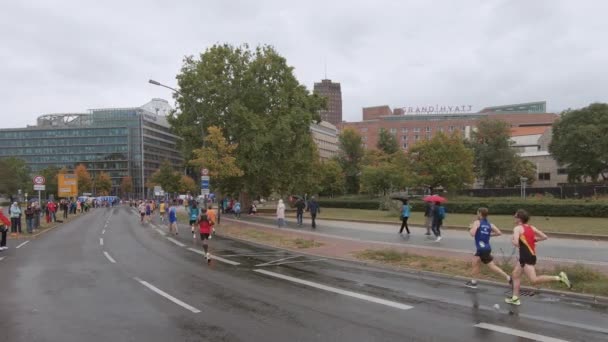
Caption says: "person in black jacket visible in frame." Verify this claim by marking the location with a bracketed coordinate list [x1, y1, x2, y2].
[307, 197, 320, 229]
[295, 198, 306, 226]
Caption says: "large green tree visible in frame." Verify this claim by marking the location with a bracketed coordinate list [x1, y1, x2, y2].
[95, 172, 113, 196]
[377, 128, 399, 154]
[170, 44, 325, 196]
[337, 128, 365, 194]
[409, 132, 474, 191]
[550, 103, 608, 182]
[0, 157, 31, 196]
[317, 159, 345, 197]
[360, 150, 414, 195]
[148, 160, 181, 194]
[75, 164, 93, 193]
[469, 118, 518, 187]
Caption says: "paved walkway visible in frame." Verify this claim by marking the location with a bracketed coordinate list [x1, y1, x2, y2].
[222, 214, 608, 271]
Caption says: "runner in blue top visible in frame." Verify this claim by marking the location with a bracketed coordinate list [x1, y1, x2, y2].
[189, 201, 200, 239]
[465, 207, 512, 289]
[168, 202, 178, 236]
[398, 200, 411, 234]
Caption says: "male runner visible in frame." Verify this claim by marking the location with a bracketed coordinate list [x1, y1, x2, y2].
[189, 201, 200, 239]
[168, 201, 178, 235]
[145, 201, 152, 224]
[465, 208, 511, 288]
[138, 201, 146, 223]
[207, 204, 217, 239]
[505, 209, 571, 306]
[159, 201, 166, 223]
[199, 208, 212, 263]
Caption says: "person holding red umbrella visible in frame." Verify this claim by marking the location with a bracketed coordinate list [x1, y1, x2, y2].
[424, 195, 447, 242]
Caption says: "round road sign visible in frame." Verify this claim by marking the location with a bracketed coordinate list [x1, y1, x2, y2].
[33, 175, 46, 185]
[201, 168, 209, 176]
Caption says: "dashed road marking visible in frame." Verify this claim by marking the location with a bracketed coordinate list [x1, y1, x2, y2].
[166, 237, 186, 247]
[99, 238, 104, 246]
[16, 241, 29, 249]
[0, 256, 5, 261]
[187, 248, 240, 265]
[103, 251, 116, 263]
[102, 229, 105, 235]
[134, 277, 201, 313]
[155, 228, 167, 236]
[254, 269, 413, 311]
[474, 323, 568, 342]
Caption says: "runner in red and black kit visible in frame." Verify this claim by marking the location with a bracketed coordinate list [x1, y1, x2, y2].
[505, 209, 572, 306]
[199, 208, 213, 264]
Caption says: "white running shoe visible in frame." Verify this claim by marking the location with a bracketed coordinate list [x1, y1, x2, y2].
[193, 233, 196, 239]
[206, 253, 210, 259]
[435, 236, 442, 242]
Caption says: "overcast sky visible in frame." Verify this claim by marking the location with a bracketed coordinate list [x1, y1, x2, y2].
[1, 0, 607, 128]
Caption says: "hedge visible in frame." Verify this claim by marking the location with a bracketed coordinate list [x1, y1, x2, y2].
[318, 199, 608, 218]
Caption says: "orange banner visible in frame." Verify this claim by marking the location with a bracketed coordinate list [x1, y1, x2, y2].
[58, 174, 78, 198]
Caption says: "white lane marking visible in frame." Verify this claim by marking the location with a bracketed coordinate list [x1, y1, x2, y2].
[16, 241, 29, 249]
[260, 259, 327, 267]
[155, 228, 167, 236]
[474, 323, 569, 342]
[134, 277, 201, 313]
[255, 255, 301, 267]
[99, 238, 104, 246]
[187, 248, 240, 265]
[220, 252, 286, 257]
[166, 237, 186, 247]
[254, 269, 413, 311]
[0, 257, 5, 261]
[102, 229, 106, 235]
[103, 251, 116, 263]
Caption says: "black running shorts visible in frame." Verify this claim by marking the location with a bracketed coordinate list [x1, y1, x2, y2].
[189, 220, 197, 225]
[200, 233, 210, 240]
[475, 250, 493, 264]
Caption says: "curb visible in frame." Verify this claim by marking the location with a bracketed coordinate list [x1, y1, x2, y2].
[257, 214, 608, 241]
[219, 221, 608, 304]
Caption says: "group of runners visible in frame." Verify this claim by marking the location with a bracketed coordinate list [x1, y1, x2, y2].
[465, 207, 571, 306]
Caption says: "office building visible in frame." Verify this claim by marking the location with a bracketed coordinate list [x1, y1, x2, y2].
[0, 99, 182, 198]
[310, 121, 339, 161]
[314, 79, 343, 125]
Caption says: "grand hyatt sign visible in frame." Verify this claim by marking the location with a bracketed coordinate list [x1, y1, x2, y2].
[401, 105, 473, 115]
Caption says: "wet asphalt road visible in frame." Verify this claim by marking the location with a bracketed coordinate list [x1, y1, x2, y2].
[242, 214, 608, 266]
[0, 206, 606, 341]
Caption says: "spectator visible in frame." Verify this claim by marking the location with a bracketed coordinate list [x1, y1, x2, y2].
[25, 205, 34, 234]
[9, 202, 21, 235]
[0, 207, 10, 250]
[233, 201, 241, 219]
[295, 198, 306, 226]
[432, 201, 446, 242]
[424, 202, 434, 236]
[307, 196, 320, 229]
[33, 202, 41, 229]
[276, 199, 286, 228]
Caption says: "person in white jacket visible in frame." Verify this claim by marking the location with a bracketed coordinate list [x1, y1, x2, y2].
[276, 199, 286, 228]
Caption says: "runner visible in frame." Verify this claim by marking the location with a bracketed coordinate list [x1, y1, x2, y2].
[207, 204, 217, 239]
[159, 201, 166, 223]
[505, 209, 572, 306]
[168, 201, 178, 235]
[189, 201, 200, 239]
[138, 201, 146, 224]
[464, 208, 511, 289]
[145, 201, 152, 224]
[199, 208, 213, 263]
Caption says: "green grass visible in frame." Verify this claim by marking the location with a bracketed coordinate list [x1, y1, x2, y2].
[222, 227, 324, 249]
[355, 249, 608, 296]
[290, 208, 608, 235]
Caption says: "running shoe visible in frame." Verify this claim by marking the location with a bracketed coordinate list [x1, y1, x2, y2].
[465, 280, 478, 289]
[559, 272, 572, 289]
[435, 236, 442, 242]
[504, 296, 521, 306]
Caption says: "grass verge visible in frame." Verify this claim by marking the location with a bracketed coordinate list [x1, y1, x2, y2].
[354, 249, 608, 297]
[298, 208, 608, 236]
[224, 228, 323, 250]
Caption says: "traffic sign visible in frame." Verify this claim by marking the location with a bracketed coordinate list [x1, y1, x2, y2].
[202, 189, 210, 195]
[201, 180, 210, 189]
[201, 168, 209, 176]
[34, 184, 46, 191]
[33, 175, 46, 185]
[201, 175, 210, 181]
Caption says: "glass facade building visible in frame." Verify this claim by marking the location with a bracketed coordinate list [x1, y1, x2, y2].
[0, 99, 182, 198]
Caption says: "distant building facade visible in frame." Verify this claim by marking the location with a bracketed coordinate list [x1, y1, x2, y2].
[310, 121, 339, 161]
[0, 99, 182, 198]
[313, 79, 342, 125]
[340, 101, 557, 151]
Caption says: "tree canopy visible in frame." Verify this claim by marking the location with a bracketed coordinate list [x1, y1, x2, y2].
[550, 103, 608, 182]
[120, 176, 133, 197]
[409, 132, 474, 191]
[317, 159, 345, 197]
[337, 127, 365, 194]
[75, 164, 93, 193]
[95, 172, 112, 196]
[148, 160, 181, 194]
[377, 128, 399, 154]
[360, 150, 414, 195]
[170, 44, 325, 197]
[0, 157, 31, 196]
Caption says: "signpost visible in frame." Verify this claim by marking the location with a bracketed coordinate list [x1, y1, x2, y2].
[33, 175, 46, 204]
[201, 168, 210, 208]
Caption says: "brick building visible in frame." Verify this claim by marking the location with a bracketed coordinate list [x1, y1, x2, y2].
[313, 79, 342, 125]
[339, 102, 557, 151]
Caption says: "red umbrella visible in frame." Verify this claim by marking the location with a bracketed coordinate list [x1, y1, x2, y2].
[423, 195, 447, 203]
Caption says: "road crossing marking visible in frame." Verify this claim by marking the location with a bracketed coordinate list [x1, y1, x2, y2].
[103, 251, 116, 263]
[187, 248, 240, 265]
[474, 323, 569, 342]
[166, 237, 186, 247]
[255, 256, 301, 267]
[254, 269, 414, 311]
[16, 241, 29, 249]
[134, 277, 201, 313]
[155, 228, 167, 236]
[99, 238, 104, 246]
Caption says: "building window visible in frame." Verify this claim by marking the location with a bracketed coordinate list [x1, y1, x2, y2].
[438, 127, 444, 132]
[449, 126, 455, 132]
[426, 126, 431, 133]
[360, 127, 368, 132]
[557, 168, 568, 175]
[402, 142, 408, 149]
[426, 133, 431, 140]
[362, 136, 367, 141]
[413, 128, 420, 133]
[538, 172, 551, 180]
[401, 127, 408, 133]
[414, 135, 420, 141]
[389, 128, 397, 134]
[401, 135, 407, 141]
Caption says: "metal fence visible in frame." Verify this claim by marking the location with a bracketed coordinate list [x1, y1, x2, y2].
[458, 184, 608, 199]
